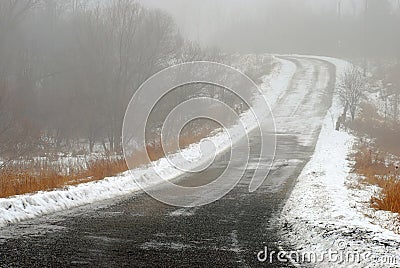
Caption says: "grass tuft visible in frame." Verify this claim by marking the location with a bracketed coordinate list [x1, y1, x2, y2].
[353, 144, 400, 215]
[0, 125, 221, 198]
[0, 157, 127, 198]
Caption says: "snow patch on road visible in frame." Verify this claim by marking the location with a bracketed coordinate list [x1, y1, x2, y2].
[261, 56, 297, 106]
[279, 56, 400, 267]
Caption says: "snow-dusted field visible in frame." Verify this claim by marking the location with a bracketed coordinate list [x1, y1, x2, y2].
[0, 55, 296, 227]
[279, 57, 400, 267]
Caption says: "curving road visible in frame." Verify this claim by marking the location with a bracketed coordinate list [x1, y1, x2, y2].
[0, 57, 336, 268]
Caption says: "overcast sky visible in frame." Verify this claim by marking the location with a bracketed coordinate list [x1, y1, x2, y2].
[139, 0, 366, 45]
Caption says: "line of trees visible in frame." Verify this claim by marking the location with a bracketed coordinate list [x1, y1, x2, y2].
[0, 0, 225, 159]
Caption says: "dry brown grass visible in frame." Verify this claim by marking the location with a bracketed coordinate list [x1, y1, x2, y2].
[353, 146, 398, 186]
[0, 157, 128, 198]
[0, 125, 219, 198]
[348, 103, 400, 155]
[371, 178, 400, 214]
[353, 144, 400, 215]
[349, 103, 400, 215]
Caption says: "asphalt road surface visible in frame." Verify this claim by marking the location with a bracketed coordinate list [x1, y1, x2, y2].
[0, 56, 336, 267]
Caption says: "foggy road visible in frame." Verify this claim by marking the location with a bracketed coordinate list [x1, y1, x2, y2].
[0, 57, 336, 267]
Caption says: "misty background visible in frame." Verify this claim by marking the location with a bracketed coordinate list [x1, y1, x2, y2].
[0, 0, 399, 160]
[141, 0, 400, 57]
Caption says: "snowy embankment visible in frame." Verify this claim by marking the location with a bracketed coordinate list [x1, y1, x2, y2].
[0, 55, 296, 227]
[280, 56, 400, 267]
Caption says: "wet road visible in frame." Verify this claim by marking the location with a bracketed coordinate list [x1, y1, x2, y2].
[0, 57, 336, 267]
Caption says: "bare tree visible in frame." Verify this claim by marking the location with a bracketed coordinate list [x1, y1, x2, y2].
[338, 66, 365, 121]
[0, 0, 219, 158]
[0, 0, 42, 163]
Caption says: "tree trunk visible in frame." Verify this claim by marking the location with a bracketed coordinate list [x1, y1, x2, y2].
[351, 107, 356, 121]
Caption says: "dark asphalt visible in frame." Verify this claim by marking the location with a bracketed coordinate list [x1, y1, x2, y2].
[0, 57, 336, 268]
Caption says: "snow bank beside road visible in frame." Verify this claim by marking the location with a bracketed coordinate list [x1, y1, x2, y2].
[279, 56, 400, 267]
[0, 55, 296, 227]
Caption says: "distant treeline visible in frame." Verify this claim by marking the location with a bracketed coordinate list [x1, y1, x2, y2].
[0, 0, 224, 159]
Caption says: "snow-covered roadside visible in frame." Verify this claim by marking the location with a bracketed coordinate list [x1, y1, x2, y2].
[279, 56, 400, 267]
[0, 55, 296, 227]
[261, 56, 297, 107]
